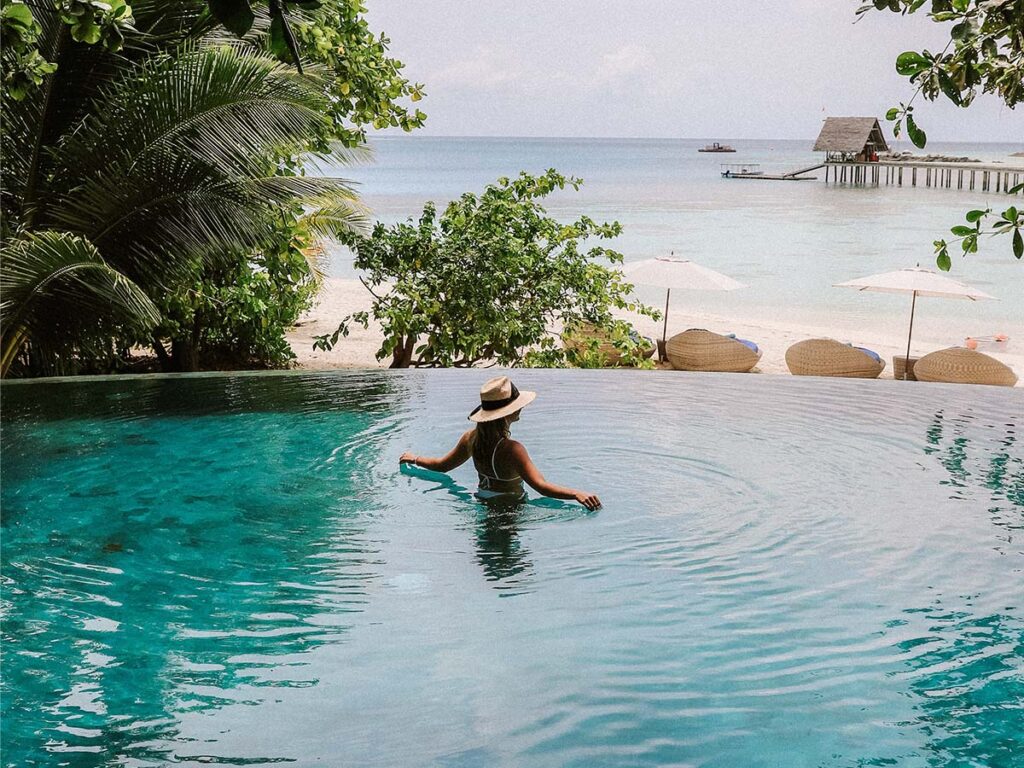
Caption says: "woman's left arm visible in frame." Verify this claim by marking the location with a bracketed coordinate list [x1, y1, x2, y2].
[400, 429, 473, 473]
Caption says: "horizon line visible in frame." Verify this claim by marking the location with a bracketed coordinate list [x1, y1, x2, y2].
[370, 133, 1020, 146]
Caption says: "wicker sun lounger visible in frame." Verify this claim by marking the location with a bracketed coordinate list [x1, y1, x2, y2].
[665, 329, 761, 373]
[785, 338, 885, 379]
[912, 347, 1018, 387]
[562, 323, 656, 367]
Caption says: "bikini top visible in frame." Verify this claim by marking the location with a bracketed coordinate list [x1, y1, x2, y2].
[473, 437, 522, 487]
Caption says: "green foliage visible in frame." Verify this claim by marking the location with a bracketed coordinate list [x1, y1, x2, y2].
[0, 4, 369, 375]
[209, 0, 254, 36]
[933, 193, 1024, 270]
[0, 231, 159, 372]
[0, 0, 426, 148]
[1, 2, 57, 100]
[58, 0, 134, 46]
[314, 171, 658, 369]
[151, 214, 324, 368]
[859, 0, 1024, 268]
[0, 0, 136, 101]
[293, 1, 426, 146]
[860, 0, 1022, 110]
[524, 322, 657, 369]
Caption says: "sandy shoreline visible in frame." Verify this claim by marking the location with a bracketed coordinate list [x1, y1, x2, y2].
[288, 277, 1023, 384]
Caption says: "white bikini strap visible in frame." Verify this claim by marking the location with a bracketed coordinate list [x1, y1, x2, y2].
[491, 438, 505, 478]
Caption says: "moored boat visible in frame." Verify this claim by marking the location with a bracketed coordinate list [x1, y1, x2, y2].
[698, 142, 736, 153]
[720, 163, 762, 177]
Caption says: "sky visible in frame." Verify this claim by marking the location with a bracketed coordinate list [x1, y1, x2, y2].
[365, 0, 1022, 143]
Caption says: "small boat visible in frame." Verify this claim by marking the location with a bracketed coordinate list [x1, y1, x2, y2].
[720, 163, 763, 178]
[698, 142, 736, 153]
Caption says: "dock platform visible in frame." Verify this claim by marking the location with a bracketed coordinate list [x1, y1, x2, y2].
[825, 160, 1023, 193]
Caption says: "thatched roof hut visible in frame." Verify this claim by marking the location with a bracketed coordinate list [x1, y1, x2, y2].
[813, 117, 889, 159]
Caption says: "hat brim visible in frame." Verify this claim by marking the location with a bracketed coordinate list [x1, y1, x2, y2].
[468, 390, 536, 423]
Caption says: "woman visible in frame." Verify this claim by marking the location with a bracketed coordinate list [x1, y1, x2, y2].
[399, 376, 602, 510]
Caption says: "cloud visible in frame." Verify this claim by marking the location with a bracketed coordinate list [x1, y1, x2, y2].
[427, 43, 661, 97]
[429, 46, 521, 89]
[595, 44, 656, 84]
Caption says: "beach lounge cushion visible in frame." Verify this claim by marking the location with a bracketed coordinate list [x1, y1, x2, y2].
[854, 346, 881, 363]
[913, 347, 1017, 387]
[785, 338, 885, 379]
[666, 329, 762, 373]
[726, 334, 759, 353]
[562, 322, 656, 366]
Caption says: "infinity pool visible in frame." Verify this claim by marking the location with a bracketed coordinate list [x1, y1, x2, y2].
[2, 371, 1021, 767]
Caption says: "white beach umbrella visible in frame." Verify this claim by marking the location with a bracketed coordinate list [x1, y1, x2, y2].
[834, 267, 996, 379]
[624, 255, 744, 347]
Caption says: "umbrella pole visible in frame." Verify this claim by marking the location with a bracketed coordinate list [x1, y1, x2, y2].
[904, 290, 917, 381]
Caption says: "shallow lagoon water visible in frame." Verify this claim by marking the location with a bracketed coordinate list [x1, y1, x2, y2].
[2, 371, 1022, 767]
[326, 137, 1024, 336]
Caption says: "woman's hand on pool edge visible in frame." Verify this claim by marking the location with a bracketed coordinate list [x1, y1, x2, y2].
[399, 452, 417, 466]
[574, 491, 602, 511]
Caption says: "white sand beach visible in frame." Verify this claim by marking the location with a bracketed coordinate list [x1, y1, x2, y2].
[288, 277, 1024, 384]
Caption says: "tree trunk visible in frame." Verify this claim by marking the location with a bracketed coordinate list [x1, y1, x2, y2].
[389, 335, 416, 368]
[171, 337, 199, 372]
[152, 337, 172, 372]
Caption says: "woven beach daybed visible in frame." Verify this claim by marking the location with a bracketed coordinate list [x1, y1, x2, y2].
[562, 323, 656, 367]
[912, 347, 1018, 387]
[785, 338, 885, 379]
[665, 329, 761, 373]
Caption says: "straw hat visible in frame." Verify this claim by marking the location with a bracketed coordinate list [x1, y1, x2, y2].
[468, 376, 536, 423]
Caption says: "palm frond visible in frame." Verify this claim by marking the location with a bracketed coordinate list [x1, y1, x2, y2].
[55, 45, 332, 186]
[301, 197, 373, 241]
[1, 232, 160, 373]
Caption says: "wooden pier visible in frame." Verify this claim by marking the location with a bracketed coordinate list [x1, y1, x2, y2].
[824, 160, 1023, 193]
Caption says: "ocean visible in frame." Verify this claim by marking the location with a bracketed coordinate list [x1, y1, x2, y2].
[322, 137, 1024, 342]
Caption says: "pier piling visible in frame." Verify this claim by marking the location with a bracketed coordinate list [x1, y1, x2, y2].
[821, 160, 1021, 195]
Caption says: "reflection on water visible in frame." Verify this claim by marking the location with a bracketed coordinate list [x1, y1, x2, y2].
[877, 603, 1024, 768]
[2, 370, 1023, 766]
[400, 464, 588, 590]
[924, 408, 1023, 552]
[473, 506, 532, 587]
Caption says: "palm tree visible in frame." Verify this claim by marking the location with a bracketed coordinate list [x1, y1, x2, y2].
[1, 1, 365, 376]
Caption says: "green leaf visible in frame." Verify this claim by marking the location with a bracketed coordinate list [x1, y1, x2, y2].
[71, 21, 103, 44]
[209, 0, 254, 37]
[896, 50, 930, 76]
[905, 114, 927, 148]
[937, 71, 962, 105]
[885, 107, 900, 120]
[965, 209, 986, 223]
[1008, 182, 1024, 195]
[268, 4, 303, 73]
[2, 2, 34, 25]
[951, 225, 974, 236]
[936, 249, 951, 272]
[269, 13, 290, 59]
[1015, 230, 1024, 260]
[1003, 206, 1018, 222]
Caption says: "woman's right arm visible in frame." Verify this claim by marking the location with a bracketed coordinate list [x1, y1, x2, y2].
[399, 430, 473, 473]
[506, 442, 602, 510]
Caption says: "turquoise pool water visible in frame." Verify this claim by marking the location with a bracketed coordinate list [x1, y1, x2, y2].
[2, 371, 1022, 767]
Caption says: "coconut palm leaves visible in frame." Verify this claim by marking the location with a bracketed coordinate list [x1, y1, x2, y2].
[2, 40, 365, 375]
[0, 232, 159, 373]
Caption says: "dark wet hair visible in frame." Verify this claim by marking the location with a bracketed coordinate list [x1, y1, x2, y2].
[473, 417, 511, 470]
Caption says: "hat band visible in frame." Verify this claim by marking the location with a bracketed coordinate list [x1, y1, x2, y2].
[471, 383, 520, 416]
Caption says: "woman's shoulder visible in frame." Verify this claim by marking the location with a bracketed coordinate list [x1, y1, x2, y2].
[501, 438, 526, 455]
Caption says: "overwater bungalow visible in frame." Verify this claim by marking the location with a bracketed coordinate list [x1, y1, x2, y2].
[813, 116, 889, 162]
